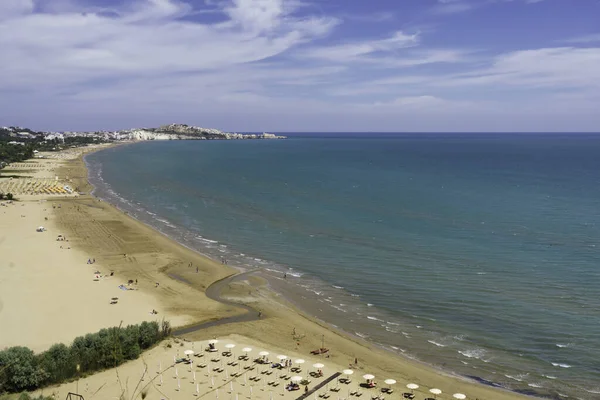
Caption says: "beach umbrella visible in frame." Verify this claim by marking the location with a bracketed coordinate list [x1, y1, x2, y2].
[384, 379, 396, 389]
[259, 351, 270, 357]
[193, 371, 197, 382]
[217, 389, 220, 399]
[226, 343, 236, 349]
[211, 376, 215, 387]
[196, 383, 200, 395]
[209, 339, 219, 344]
[406, 383, 419, 393]
[295, 359, 305, 365]
[343, 369, 353, 376]
[243, 347, 253, 354]
[362, 374, 374, 381]
[270, 391, 273, 400]
[185, 349, 195, 357]
[175, 367, 179, 377]
[430, 388, 442, 398]
[277, 355, 288, 361]
[453, 394, 466, 400]
[159, 374, 163, 386]
[291, 376, 303, 383]
[313, 363, 324, 369]
[177, 378, 181, 391]
[230, 381, 234, 392]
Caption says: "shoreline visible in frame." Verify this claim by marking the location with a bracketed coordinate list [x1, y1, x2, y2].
[76, 143, 543, 400]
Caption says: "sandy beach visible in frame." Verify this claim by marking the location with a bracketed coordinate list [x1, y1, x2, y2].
[2, 146, 531, 400]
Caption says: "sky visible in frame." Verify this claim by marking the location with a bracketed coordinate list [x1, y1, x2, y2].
[1, 0, 599, 132]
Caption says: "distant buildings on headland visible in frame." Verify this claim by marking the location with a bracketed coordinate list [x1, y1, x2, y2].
[0, 123, 287, 143]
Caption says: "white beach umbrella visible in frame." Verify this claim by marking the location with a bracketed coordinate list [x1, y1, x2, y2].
[295, 359, 305, 366]
[185, 350, 195, 356]
[291, 376, 303, 383]
[226, 344, 236, 349]
[259, 351, 270, 357]
[406, 383, 419, 391]
[196, 383, 200, 395]
[343, 369, 353, 376]
[313, 363, 325, 369]
[384, 379, 396, 387]
[453, 394, 466, 400]
[430, 388, 442, 398]
[362, 374, 374, 380]
[209, 339, 219, 345]
[277, 355, 288, 360]
[243, 347, 253, 353]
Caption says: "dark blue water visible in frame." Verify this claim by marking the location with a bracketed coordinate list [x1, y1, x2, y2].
[86, 134, 600, 399]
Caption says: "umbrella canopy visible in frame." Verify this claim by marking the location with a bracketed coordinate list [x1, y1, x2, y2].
[384, 379, 396, 385]
[343, 370, 354, 375]
[208, 339, 219, 344]
[407, 383, 419, 390]
[291, 376, 303, 383]
[259, 351, 270, 357]
[277, 355, 288, 360]
[363, 374, 375, 380]
[295, 359, 305, 365]
[453, 394, 466, 400]
[242, 347, 253, 353]
[430, 389, 442, 395]
[225, 344, 236, 349]
[184, 350, 195, 356]
[313, 363, 325, 369]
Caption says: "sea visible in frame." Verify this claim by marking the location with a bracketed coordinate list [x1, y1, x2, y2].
[85, 133, 600, 400]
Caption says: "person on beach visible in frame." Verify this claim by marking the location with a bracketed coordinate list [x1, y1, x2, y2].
[258, 311, 262, 318]
[196, 266, 199, 273]
[284, 273, 287, 279]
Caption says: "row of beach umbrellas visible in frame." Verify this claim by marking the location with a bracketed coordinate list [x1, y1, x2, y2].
[189, 341, 468, 400]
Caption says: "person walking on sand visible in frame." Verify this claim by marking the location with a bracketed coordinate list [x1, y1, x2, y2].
[258, 311, 262, 318]
[196, 266, 199, 273]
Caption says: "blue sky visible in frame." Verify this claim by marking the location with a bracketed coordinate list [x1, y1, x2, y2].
[1, 0, 599, 132]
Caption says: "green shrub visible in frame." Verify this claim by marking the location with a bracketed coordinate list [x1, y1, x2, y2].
[0, 321, 170, 395]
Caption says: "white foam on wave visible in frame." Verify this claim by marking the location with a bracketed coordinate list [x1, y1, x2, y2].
[367, 316, 384, 322]
[584, 388, 600, 394]
[551, 362, 572, 368]
[453, 334, 466, 341]
[332, 285, 344, 289]
[355, 332, 369, 339]
[196, 236, 218, 244]
[331, 305, 348, 313]
[288, 272, 303, 277]
[367, 303, 374, 307]
[543, 375, 557, 380]
[458, 348, 486, 360]
[556, 343, 571, 348]
[505, 373, 528, 382]
[386, 321, 400, 326]
[528, 383, 543, 388]
[427, 340, 446, 347]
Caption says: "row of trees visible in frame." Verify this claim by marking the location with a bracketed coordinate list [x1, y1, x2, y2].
[0, 320, 171, 394]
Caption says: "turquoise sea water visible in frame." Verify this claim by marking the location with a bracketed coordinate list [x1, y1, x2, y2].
[86, 134, 600, 399]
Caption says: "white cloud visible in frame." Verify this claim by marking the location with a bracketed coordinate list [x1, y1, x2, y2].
[564, 33, 600, 44]
[0, 0, 337, 84]
[440, 47, 600, 89]
[298, 31, 419, 62]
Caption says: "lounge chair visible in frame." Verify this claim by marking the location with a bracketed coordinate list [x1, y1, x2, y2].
[272, 382, 280, 387]
[199, 363, 207, 368]
[350, 391, 357, 396]
[355, 391, 363, 397]
[344, 379, 352, 384]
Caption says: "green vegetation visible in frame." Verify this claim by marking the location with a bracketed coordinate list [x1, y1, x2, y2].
[0, 320, 171, 394]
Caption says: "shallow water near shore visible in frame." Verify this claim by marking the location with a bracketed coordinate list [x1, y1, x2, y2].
[85, 134, 600, 399]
